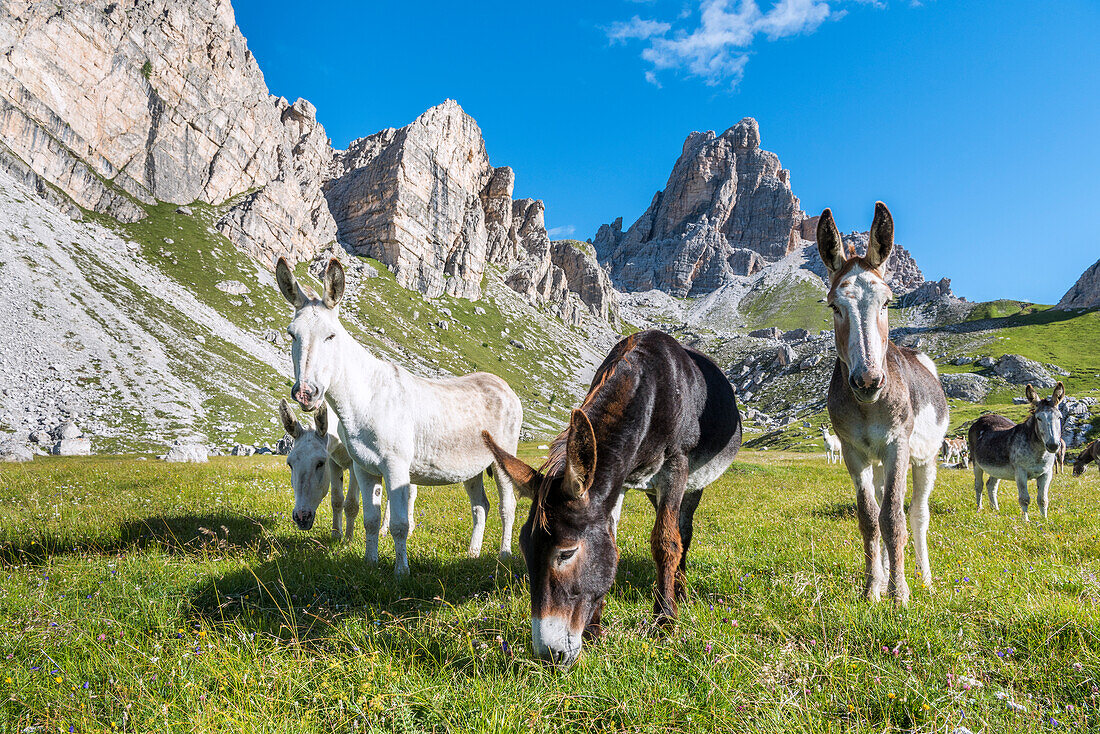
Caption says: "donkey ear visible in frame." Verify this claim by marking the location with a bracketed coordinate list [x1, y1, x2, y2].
[275, 257, 306, 308]
[564, 409, 597, 499]
[279, 398, 302, 439]
[314, 401, 328, 435]
[482, 430, 542, 499]
[816, 208, 845, 277]
[866, 201, 894, 273]
[1052, 381, 1065, 405]
[1025, 384, 1039, 405]
[323, 258, 345, 309]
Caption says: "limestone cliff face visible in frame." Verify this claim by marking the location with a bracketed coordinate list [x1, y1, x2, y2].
[1057, 258, 1100, 310]
[325, 101, 617, 325]
[0, 0, 335, 262]
[594, 118, 803, 296]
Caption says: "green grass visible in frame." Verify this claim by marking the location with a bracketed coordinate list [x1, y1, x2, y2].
[737, 274, 831, 332]
[3, 453, 1099, 732]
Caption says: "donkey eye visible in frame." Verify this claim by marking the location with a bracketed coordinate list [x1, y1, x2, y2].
[316, 460, 325, 470]
[324, 333, 336, 342]
[558, 548, 578, 562]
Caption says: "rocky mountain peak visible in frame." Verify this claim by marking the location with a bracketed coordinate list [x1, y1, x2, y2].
[1057, 258, 1100, 310]
[594, 116, 802, 296]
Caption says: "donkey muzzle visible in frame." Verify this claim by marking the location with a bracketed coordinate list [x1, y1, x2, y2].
[848, 371, 885, 402]
[292, 382, 320, 411]
[292, 509, 315, 530]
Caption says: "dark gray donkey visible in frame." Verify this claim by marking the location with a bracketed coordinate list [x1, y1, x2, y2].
[969, 382, 1065, 521]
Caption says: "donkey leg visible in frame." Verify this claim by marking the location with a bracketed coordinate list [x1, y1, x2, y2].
[909, 460, 935, 589]
[492, 467, 517, 559]
[464, 473, 491, 559]
[354, 465, 383, 565]
[845, 453, 884, 601]
[675, 490, 704, 602]
[879, 443, 911, 607]
[343, 465, 360, 541]
[1015, 469, 1031, 522]
[383, 466, 413, 577]
[651, 454, 688, 624]
[329, 461, 346, 540]
[986, 477, 1000, 510]
[1036, 471, 1051, 519]
[407, 485, 418, 535]
[873, 462, 889, 579]
[973, 465, 984, 510]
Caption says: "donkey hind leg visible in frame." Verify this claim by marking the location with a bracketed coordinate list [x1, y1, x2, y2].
[491, 465, 518, 559]
[973, 465, 985, 510]
[848, 458, 885, 602]
[651, 454, 688, 624]
[675, 490, 704, 602]
[329, 461, 346, 540]
[343, 465, 360, 541]
[464, 473, 491, 559]
[986, 477, 1000, 511]
[354, 465, 384, 564]
[873, 462, 889, 579]
[383, 466, 413, 577]
[1036, 471, 1052, 519]
[1015, 468, 1031, 522]
[909, 460, 935, 590]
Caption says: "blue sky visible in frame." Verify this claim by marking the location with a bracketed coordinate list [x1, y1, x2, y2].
[234, 0, 1100, 304]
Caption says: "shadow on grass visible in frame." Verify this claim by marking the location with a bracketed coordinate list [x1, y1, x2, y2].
[0, 512, 285, 566]
[812, 499, 955, 521]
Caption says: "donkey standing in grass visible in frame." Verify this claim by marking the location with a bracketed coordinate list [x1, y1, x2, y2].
[818, 202, 949, 606]
[969, 383, 1065, 520]
[483, 330, 742, 665]
[278, 398, 412, 541]
[275, 257, 523, 575]
[821, 425, 842, 464]
[1074, 440, 1100, 476]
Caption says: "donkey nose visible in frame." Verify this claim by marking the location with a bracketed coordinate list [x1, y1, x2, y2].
[292, 382, 314, 406]
[292, 510, 315, 529]
[849, 371, 884, 392]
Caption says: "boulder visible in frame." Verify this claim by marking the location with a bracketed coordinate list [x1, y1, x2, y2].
[940, 373, 992, 402]
[215, 280, 251, 296]
[230, 444, 255, 457]
[993, 354, 1057, 388]
[52, 421, 82, 441]
[775, 345, 797, 367]
[976, 356, 995, 368]
[164, 443, 209, 463]
[52, 438, 91, 456]
[749, 327, 782, 340]
[0, 438, 33, 462]
[781, 328, 810, 342]
[276, 435, 294, 455]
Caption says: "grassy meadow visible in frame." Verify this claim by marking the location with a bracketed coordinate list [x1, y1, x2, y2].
[2, 450, 1100, 733]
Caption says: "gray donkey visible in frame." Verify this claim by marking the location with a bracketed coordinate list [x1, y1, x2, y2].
[969, 382, 1065, 520]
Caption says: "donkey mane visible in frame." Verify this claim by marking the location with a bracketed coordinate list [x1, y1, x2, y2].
[531, 334, 666, 528]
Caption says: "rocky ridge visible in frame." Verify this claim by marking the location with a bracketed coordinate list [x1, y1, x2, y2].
[1058, 258, 1100, 310]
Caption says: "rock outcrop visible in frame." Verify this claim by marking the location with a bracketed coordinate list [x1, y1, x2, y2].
[594, 118, 803, 296]
[1057, 258, 1100, 310]
[325, 100, 616, 324]
[0, 0, 335, 263]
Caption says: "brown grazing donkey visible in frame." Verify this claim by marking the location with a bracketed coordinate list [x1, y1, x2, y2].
[1074, 440, 1100, 476]
[818, 202, 949, 607]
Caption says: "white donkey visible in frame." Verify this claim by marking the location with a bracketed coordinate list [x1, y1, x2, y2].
[275, 256, 523, 576]
[821, 425, 843, 464]
[279, 398, 415, 540]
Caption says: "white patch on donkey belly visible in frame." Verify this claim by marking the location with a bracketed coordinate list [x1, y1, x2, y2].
[909, 403, 948, 463]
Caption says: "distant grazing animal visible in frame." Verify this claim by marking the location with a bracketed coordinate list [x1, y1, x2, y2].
[275, 257, 523, 575]
[817, 202, 949, 607]
[1055, 438, 1067, 475]
[1073, 440, 1100, 476]
[969, 382, 1065, 521]
[821, 425, 842, 464]
[482, 330, 742, 666]
[278, 399, 413, 540]
[941, 437, 969, 468]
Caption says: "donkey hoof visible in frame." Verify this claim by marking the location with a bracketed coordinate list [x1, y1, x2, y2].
[394, 563, 410, 578]
[497, 550, 512, 561]
[331, 529, 342, 540]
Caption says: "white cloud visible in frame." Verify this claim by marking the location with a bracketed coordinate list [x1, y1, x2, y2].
[611, 0, 882, 88]
[547, 225, 576, 238]
[606, 15, 672, 44]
